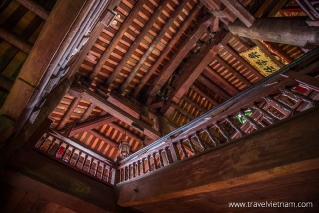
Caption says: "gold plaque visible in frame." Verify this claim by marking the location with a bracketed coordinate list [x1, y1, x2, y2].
[240, 46, 280, 77]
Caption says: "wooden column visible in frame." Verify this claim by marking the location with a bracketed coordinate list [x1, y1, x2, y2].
[228, 17, 319, 47]
[157, 115, 171, 136]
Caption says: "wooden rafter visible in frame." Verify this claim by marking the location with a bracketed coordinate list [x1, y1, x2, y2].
[220, 0, 255, 27]
[78, 103, 96, 123]
[70, 86, 161, 140]
[190, 85, 219, 106]
[87, 129, 118, 147]
[132, 4, 203, 97]
[56, 96, 81, 130]
[197, 75, 231, 100]
[118, 0, 190, 94]
[147, 15, 215, 101]
[16, 0, 50, 20]
[88, 0, 149, 82]
[69, 115, 117, 137]
[104, 0, 175, 90]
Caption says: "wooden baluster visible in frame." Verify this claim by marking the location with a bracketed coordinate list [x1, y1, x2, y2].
[215, 122, 230, 142]
[96, 161, 104, 179]
[206, 128, 219, 146]
[40, 136, 54, 152]
[225, 117, 245, 137]
[257, 120, 266, 128]
[152, 153, 158, 170]
[76, 153, 85, 170]
[167, 137, 179, 163]
[147, 155, 152, 172]
[178, 140, 188, 159]
[239, 110, 261, 130]
[137, 160, 141, 176]
[142, 158, 147, 174]
[35, 133, 47, 148]
[251, 104, 278, 124]
[164, 147, 171, 164]
[111, 167, 116, 185]
[119, 168, 122, 182]
[188, 136, 197, 154]
[129, 164, 133, 179]
[264, 96, 293, 114]
[103, 165, 109, 182]
[48, 139, 60, 155]
[282, 87, 317, 106]
[125, 166, 128, 181]
[70, 150, 80, 166]
[158, 151, 164, 168]
[83, 157, 92, 173]
[62, 146, 73, 163]
[195, 132, 207, 150]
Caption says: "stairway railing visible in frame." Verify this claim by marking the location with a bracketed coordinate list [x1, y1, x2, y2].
[117, 48, 319, 183]
[35, 130, 116, 186]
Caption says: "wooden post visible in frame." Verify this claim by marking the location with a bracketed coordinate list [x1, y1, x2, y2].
[228, 17, 319, 47]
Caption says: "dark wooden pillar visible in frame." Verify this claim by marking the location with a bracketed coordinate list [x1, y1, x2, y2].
[228, 17, 319, 47]
[157, 115, 171, 136]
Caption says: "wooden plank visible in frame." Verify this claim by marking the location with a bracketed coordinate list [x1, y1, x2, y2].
[16, 0, 50, 20]
[118, 0, 189, 94]
[220, 0, 255, 27]
[148, 15, 214, 98]
[254, 0, 273, 18]
[197, 75, 231, 100]
[268, 0, 289, 17]
[69, 115, 117, 137]
[133, 4, 202, 97]
[89, 0, 149, 82]
[116, 107, 319, 206]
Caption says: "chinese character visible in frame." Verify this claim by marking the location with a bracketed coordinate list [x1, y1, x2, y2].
[248, 51, 261, 58]
[263, 66, 276, 73]
[256, 60, 268, 66]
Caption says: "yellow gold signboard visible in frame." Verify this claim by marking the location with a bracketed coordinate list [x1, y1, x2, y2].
[239, 46, 280, 77]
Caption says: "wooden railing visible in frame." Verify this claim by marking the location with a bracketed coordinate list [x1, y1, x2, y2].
[118, 48, 319, 183]
[35, 130, 116, 186]
[296, 0, 319, 26]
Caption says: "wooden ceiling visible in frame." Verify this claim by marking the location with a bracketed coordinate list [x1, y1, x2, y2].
[0, 0, 314, 161]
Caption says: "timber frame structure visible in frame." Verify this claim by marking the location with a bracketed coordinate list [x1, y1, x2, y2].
[0, 0, 319, 212]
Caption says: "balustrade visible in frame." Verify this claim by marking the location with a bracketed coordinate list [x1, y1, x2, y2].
[118, 52, 319, 183]
[35, 131, 116, 186]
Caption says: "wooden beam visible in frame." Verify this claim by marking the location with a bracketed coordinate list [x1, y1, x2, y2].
[116, 108, 319, 206]
[220, 0, 255, 27]
[118, 0, 189, 94]
[1, 0, 87, 122]
[16, 0, 49, 20]
[254, 0, 273, 18]
[107, 122, 143, 143]
[251, 39, 284, 68]
[267, 42, 294, 63]
[56, 96, 81, 130]
[77, 87, 161, 140]
[190, 85, 219, 106]
[205, 64, 240, 96]
[181, 96, 207, 113]
[147, 15, 215, 99]
[268, 0, 289, 17]
[197, 75, 231, 100]
[223, 44, 264, 80]
[69, 115, 117, 137]
[132, 4, 202, 97]
[87, 129, 118, 147]
[149, 101, 164, 110]
[78, 103, 96, 123]
[171, 103, 195, 120]
[0, 74, 13, 93]
[0, 25, 33, 54]
[89, 0, 149, 82]
[4, 149, 137, 213]
[106, 92, 140, 119]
